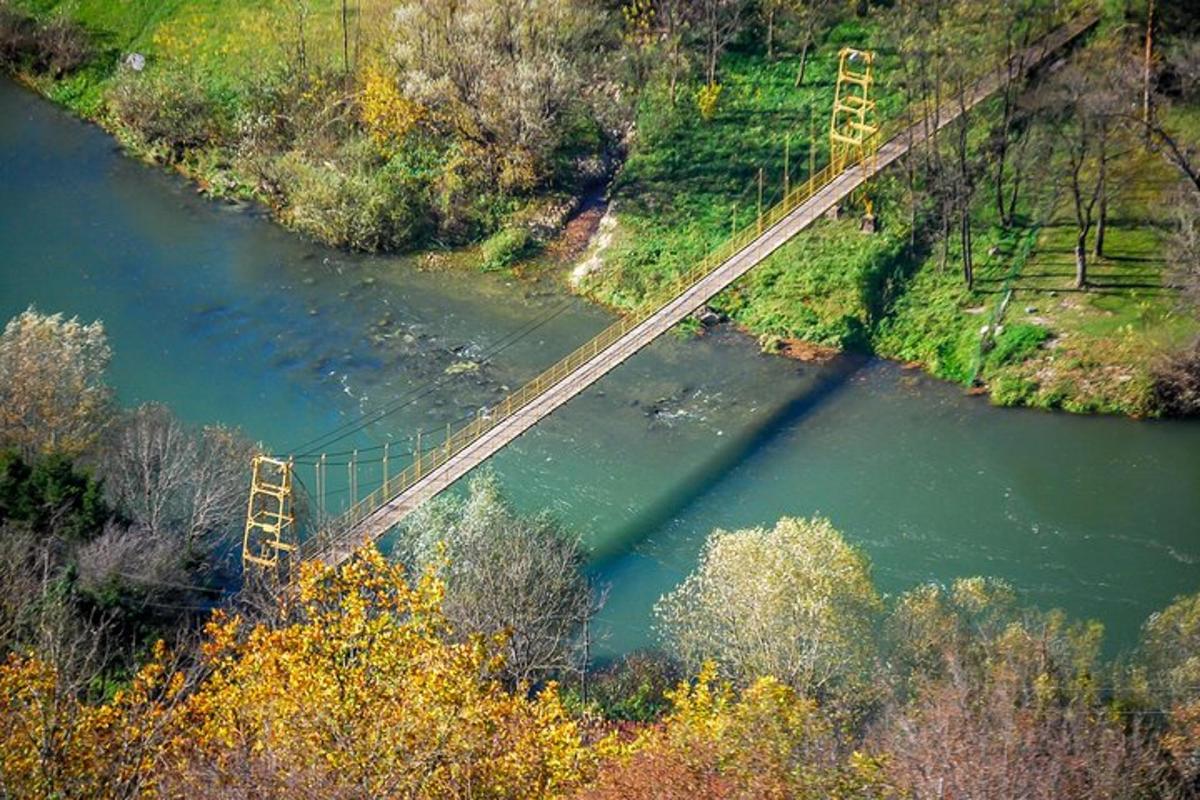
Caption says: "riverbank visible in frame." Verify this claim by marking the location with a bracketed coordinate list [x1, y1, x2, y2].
[0, 0, 616, 255]
[5, 1, 1196, 418]
[573, 20, 1199, 417]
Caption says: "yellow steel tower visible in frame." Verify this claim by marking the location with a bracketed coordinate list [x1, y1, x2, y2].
[829, 48, 878, 173]
[242, 455, 296, 571]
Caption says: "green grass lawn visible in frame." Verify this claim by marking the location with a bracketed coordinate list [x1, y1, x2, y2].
[581, 18, 912, 349]
[10, 0, 360, 113]
[875, 107, 1199, 416]
[977, 124, 1198, 415]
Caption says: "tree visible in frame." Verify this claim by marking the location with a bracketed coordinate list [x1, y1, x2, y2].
[1038, 41, 1128, 288]
[624, 0, 691, 104]
[389, 0, 605, 191]
[0, 308, 112, 458]
[655, 517, 881, 701]
[988, 0, 1040, 228]
[872, 666, 1167, 799]
[165, 548, 601, 798]
[581, 665, 895, 799]
[0, 450, 110, 544]
[696, 0, 747, 88]
[875, 578, 1175, 798]
[1139, 591, 1200, 710]
[100, 404, 254, 564]
[396, 473, 600, 686]
[773, 0, 837, 87]
[883, 578, 1104, 705]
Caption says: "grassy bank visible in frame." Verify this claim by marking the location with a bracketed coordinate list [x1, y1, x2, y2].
[1, 0, 611, 255]
[577, 16, 1198, 417]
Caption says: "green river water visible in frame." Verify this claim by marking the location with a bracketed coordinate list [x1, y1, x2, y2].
[2, 78, 1198, 656]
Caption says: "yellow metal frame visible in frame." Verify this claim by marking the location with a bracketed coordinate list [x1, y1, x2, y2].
[242, 455, 296, 570]
[830, 48, 878, 173]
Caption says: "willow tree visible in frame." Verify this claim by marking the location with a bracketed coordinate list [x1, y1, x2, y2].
[655, 516, 881, 702]
[0, 307, 112, 458]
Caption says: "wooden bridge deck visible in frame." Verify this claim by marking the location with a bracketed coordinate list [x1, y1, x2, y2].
[304, 14, 1096, 568]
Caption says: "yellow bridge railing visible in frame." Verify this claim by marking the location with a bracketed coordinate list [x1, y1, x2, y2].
[300, 153, 864, 563]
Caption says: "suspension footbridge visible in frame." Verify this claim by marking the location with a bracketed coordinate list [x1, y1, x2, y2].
[244, 13, 1098, 573]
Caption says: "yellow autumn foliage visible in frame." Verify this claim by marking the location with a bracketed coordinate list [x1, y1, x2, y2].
[0, 642, 179, 799]
[0, 548, 607, 799]
[582, 663, 896, 799]
[170, 548, 601, 797]
[360, 64, 424, 150]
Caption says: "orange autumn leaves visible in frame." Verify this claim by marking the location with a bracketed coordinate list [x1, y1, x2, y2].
[0, 547, 893, 799]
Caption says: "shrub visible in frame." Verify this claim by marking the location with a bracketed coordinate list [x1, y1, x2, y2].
[107, 68, 219, 162]
[269, 141, 429, 252]
[0, 9, 89, 77]
[696, 82, 722, 121]
[988, 323, 1050, 368]
[989, 372, 1039, 406]
[1153, 337, 1200, 416]
[480, 226, 536, 271]
[583, 651, 682, 722]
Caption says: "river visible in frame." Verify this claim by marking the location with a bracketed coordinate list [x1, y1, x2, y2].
[2, 77, 1197, 657]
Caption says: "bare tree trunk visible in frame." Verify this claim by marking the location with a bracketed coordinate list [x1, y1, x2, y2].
[1075, 229, 1089, 288]
[341, 0, 349, 74]
[766, 6, 775, 61]
[1094, 184, 1107, 259]
[795, 36, 812, 87]
[961, 210, 974, 289]
[939, 209, 950, 272]
[1006, 127, 1031, 224]
[1143, 0, 1155, 143]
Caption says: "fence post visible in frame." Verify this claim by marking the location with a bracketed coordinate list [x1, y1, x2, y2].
[318, 453, 326, 523]
[784, 134, 790, 200]
[757, 168, 764, 233]
[415, 430, 422, 479]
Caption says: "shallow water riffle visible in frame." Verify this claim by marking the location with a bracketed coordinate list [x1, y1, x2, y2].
[2, 77, 1198, 658]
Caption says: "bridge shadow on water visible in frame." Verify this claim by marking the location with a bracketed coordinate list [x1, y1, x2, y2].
[587, 351, 870, 569]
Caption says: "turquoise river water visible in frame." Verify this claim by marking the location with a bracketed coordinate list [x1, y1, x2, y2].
[2, 78, 1198, 656]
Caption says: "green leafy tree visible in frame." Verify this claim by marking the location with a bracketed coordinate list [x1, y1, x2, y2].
[0, 450, 110, 543]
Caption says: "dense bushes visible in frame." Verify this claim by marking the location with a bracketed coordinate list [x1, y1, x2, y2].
[4, 0, 619, 255]
[2, 527, 1198, 799]
[107, 67, 221, 162]
[266, 141, 430, 252]
[1155, 337, 1200, 416]
[0, 309, 252, 689]
[0, 7, 88, 77]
